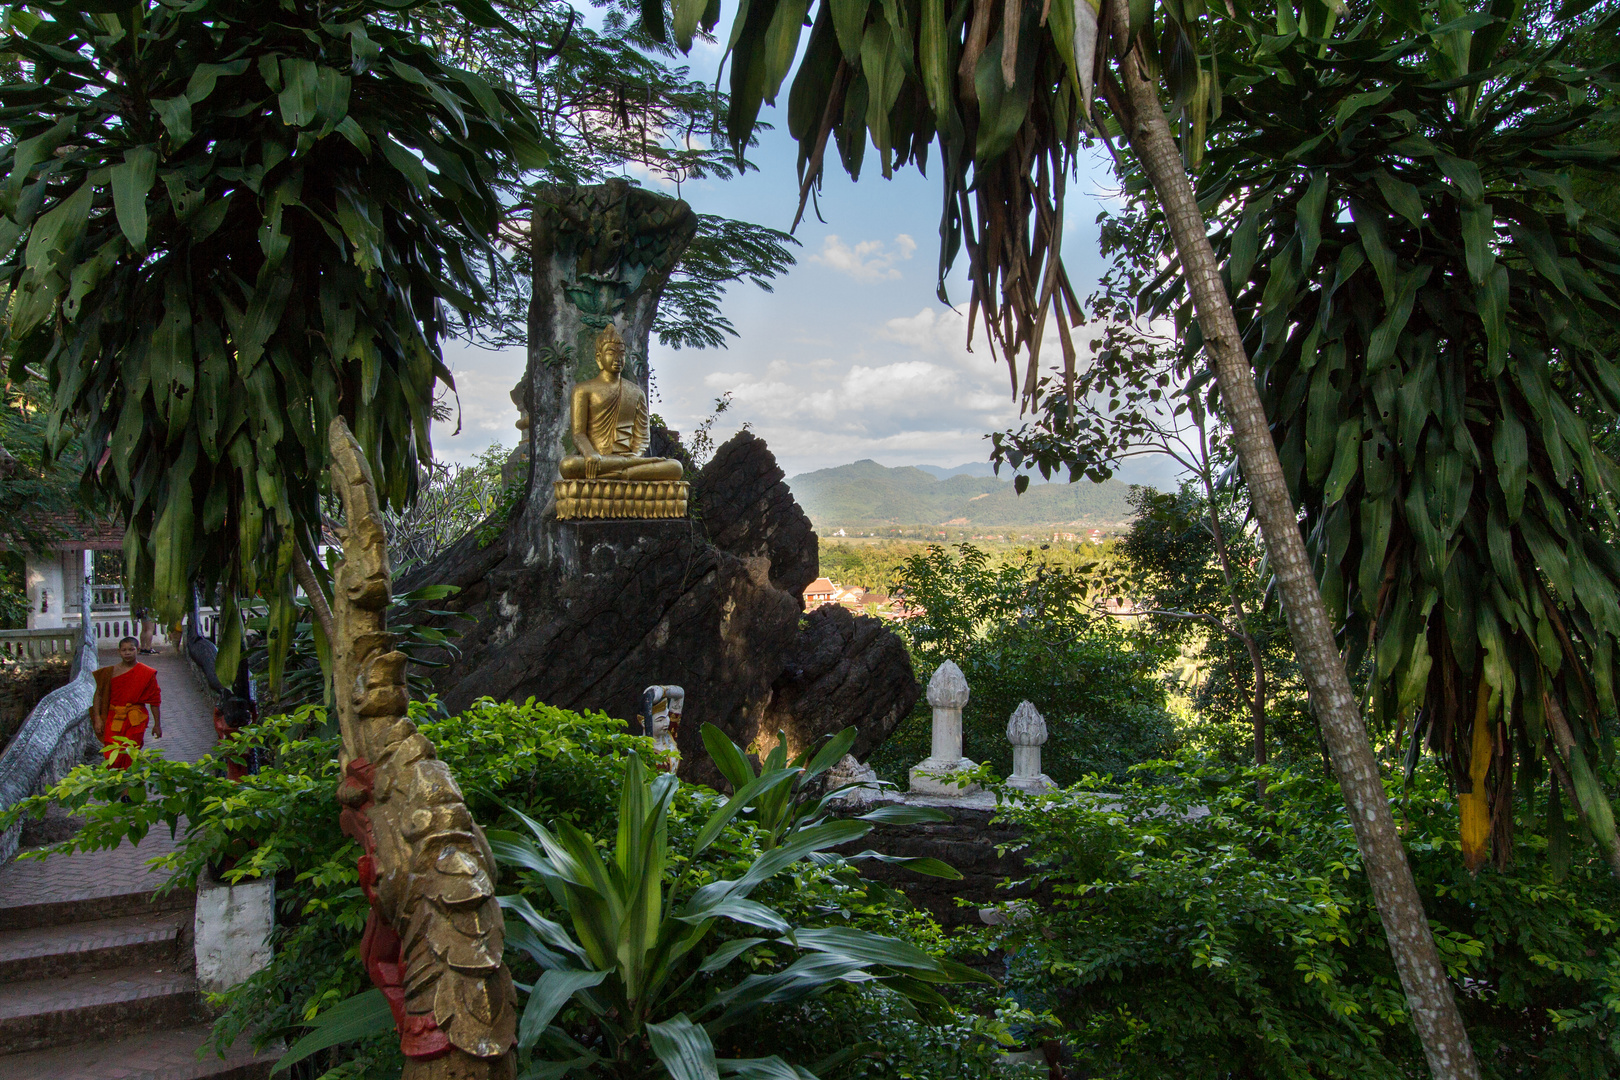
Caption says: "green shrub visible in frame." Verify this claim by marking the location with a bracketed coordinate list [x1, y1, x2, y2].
[4, 697, 645, 1075]
[478, 751, 995, 1079]
[870, 544, 1173, 785]
[985, 759, 1620, 1079]
[10, 696, 1037, 1079]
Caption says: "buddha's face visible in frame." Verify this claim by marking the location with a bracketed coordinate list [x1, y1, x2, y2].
[597, 341, 625, 377]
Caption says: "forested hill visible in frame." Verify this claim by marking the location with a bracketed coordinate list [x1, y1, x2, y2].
[784, 460, 1136, 530]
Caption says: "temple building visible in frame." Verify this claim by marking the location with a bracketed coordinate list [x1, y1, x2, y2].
[10, 512, 123, 628]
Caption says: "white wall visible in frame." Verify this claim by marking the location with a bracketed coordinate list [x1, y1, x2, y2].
[25, 554, 65, 629]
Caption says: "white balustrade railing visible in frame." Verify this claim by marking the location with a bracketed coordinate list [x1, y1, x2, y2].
[63, 608, 220, 645]
[91, 585, 128, 610]
[0, 628, 80, 663]
[0, 593, 98, 862]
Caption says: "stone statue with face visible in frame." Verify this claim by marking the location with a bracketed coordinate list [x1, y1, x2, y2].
[642, 685, 684, 771]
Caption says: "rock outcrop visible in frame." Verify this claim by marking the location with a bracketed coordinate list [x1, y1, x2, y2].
[693, 431, 819, 601]
[398, 182, 918, 787]
[759, 604, 919, 761]
[409, 432, 919, 789]
[435, 517, 800, 788]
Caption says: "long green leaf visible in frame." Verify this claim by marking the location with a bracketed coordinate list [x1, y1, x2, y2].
[701, 722, 757, 792]
[647, 1013, 721, 1080]
[718, 1056, 820, 1079]
[109, 146, 157, 252]
[802, 727, 857, 779]
[272, 989, 394, 1073]
[519, 969, 608, 1051]
[693, 765, 798, 856]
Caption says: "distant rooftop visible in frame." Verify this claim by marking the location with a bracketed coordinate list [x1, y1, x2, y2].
[5, 510, 125, 551]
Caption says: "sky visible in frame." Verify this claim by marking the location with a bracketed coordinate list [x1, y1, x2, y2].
[431, 32, 1183, 490]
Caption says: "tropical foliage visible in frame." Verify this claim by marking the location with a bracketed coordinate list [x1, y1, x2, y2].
[489, 752, 991, 1079]
[384, 441, 513, 574]
[0, 0, 799, 686]
[5, 697, 1034, 1079]
[987, 758, 1620, 1079]
[0, 0, 548, 670]
[1120, 483, 1315, 767]
[245, 582, 464, 714]
[1167, 2, 1620, 872]
[984, 0, 1620, 873]
[405, 0, 801, 351]
[0, 374, 85, 554]
[637, 0, 1122, 389]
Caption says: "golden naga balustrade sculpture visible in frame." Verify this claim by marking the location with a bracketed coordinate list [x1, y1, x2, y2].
[555, 323, 688, 520]
[328, 417, 518, 1080]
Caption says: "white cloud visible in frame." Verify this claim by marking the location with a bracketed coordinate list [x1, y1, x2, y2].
[431, 342, 525, 465]
[808, 234, 917, 281]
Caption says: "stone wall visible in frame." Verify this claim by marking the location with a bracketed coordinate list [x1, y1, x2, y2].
[836, 802, 1042, 928]
[0, 657, 71, 756]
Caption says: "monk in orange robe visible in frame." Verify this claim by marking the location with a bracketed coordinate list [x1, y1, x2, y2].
[93, 636, 163, 769]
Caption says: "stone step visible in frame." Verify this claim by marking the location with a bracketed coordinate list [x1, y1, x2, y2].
[0, 883, 195, 933]
[0, 963, 202, 1054]
[0, 1022, 279, 1080]
[0, 910, 190, 982]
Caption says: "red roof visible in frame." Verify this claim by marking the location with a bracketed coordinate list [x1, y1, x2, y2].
[8, 510, 125, 551]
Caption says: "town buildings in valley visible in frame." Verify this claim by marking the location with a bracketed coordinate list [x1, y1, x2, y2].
[802, 577, 908, 620]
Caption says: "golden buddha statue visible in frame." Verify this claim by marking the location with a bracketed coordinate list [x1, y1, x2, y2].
[561, 324, 683, 481]
[554, 323, 688, 520]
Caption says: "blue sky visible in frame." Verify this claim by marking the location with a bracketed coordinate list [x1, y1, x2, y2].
[433, 33, 1181, 489]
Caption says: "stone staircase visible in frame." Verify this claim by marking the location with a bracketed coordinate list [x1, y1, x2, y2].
[0, 880, 277, 1079]
[0, 647, 284, 1078]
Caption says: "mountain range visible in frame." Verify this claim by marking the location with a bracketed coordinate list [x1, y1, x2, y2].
[784, 460, 1136, 531]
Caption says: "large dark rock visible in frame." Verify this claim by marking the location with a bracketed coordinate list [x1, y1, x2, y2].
[760, 604, 920, 761]
[438, 519, 798, 788]
[694, 431, 819, 602]
[408, 433, 920, 789]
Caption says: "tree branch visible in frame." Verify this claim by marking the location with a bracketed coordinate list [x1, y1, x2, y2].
[292, 546, 336, 645]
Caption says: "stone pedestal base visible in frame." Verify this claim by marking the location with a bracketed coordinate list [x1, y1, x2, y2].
[194, 867, 274, 993]
[553, 518, 696, 579]
[1007, 773, 1054, 794]
[909, 756, 980, 796]
[555, 478, 688, 520]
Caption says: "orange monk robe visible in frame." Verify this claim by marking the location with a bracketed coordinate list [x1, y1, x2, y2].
[93, 663, 161, 769]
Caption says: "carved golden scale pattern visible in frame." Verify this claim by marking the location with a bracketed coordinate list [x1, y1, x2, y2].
[328, 418, 517, 1080]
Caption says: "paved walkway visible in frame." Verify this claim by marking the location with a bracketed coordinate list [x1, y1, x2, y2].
[0, 645, 216, 915]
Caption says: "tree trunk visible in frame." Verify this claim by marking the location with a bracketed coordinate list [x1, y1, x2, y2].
[1104, 15, 1481, 1079]
[519, 181, 698, 560]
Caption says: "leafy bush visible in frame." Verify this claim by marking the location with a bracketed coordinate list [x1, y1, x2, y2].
[4, 697, 644, 1074]
[246, 582, 467, 714]
[487, 752, 993, 1079]
[10, 696, 1038, 1079]
[870, 544, 1173, 785]
[985, 759, 1620, 1079]
[1118, 484, 1323, 770]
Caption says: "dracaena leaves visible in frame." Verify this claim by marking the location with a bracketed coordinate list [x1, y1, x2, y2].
[1178, 4, 1620, 868]
[0, 0, 545, 682]
[493, 751, 978, 1078]
[654, 0, 1202, 403]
